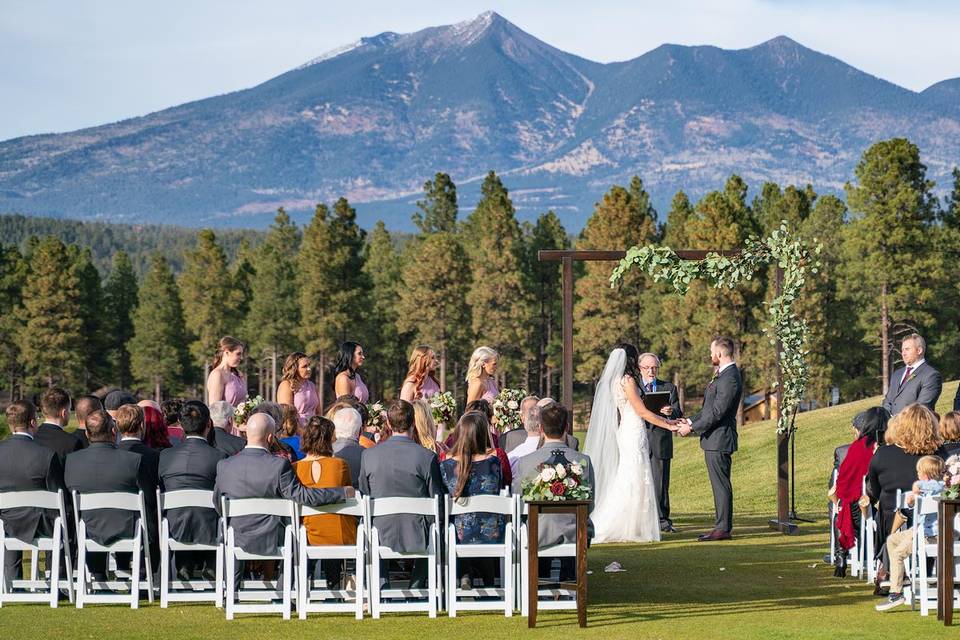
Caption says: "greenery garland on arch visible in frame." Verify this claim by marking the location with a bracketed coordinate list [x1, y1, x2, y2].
[610, 223, 821, 435]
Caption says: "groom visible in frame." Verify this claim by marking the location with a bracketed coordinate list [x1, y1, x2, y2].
[677, 336, 743, 542]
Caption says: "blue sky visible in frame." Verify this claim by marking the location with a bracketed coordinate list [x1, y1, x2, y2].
[2, 0, 958, 142]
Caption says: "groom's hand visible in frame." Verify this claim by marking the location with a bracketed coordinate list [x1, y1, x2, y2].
[677, 419, 693, 437]
[659, 405, 673, 416]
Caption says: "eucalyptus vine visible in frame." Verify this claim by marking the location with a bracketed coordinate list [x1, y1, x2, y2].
[610, 222, 821, 434]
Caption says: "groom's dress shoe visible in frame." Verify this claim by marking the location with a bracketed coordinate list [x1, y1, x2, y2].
[660, 524, 677, 533]
[697, 529, 732, 542]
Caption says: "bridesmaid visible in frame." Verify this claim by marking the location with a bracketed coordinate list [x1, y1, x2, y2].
[465, 346, 499, 404]
[206, 336, 247, 407]
[400, 345, 441, 402]
[277, 351, 319, 425]
[333, 341, 368, 403]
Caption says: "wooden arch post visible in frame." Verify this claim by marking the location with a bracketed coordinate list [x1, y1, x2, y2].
[537, 249, 797, 536]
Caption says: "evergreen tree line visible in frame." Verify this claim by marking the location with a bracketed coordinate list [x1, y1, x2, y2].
[1, 137, 959, 416]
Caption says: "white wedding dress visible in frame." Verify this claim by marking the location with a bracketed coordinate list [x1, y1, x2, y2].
[586, 350, 662, 543]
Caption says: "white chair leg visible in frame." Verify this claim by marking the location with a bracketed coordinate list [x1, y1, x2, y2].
[215, 545, 224, 608]
[0, 537, 6, 605]
[225, 537, 235, 621]
[131, 535, 141, 609]
[504, 548, 513, 617]
[355, 543, 365, 620]
[282, 530, 291, 621]
[370, 534, 380, 620]
[75, 533, 86, 609]
[160, 536, 169, 608]
[447, 528, 456, 618]
[428, 550, 437, 619]
[297, 536, 308, 620]
[50, 531, 62, 608]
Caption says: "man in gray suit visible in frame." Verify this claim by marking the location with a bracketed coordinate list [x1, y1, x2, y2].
[882, 333, 942, 416]
[677, 337, 743, 542]
[359, 400, 443, 589]
[639, 352, 683, 533]
[512, 402, 594, 580]
[332, 408, 364, 488]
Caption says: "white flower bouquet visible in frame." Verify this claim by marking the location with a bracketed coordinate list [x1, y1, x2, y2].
[429, 391, 457, 426]
[945, 454, 960, 500]
[366, 401, 386, 431]
[492, 387, 527, 433]
[234, 395, 264, 427]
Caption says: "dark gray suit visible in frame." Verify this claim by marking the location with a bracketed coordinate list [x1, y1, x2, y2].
[214, 447, 346, 556]
[358, 435, 443, 553]
[690, 364, 743, 533]
[640, 378, 682, 529]
[882, 362, 942, 416]
[332, 438, 363, 488]
[501, 428, 580, 454]
[159, 437, 227, 545]
[0, 433, 65, 578]
[34, 423, 83, 466]
[511, 443, 594, 546]
[212, 428, 245, 456]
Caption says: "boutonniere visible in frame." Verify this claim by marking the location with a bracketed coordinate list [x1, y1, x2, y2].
[906, 373, 917, 383]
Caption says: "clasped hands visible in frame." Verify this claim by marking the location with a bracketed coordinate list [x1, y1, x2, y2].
[658, 405, 693, 437]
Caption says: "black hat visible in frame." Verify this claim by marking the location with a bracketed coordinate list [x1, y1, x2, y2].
[104, 389, 138, 411]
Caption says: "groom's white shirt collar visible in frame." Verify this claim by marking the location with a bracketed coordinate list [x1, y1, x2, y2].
[717, 362, 736, 375]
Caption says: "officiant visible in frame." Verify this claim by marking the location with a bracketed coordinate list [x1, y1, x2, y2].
[639, 353, 683, 533]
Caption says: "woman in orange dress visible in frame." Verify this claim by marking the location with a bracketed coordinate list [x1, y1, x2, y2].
[294, 416, 356, 587]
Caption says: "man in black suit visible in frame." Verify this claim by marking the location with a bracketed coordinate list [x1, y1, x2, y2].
[677, 337, 744, 542]
[64, 410, 154, 578]
[72, 395, 102, 449]
[34, 387, 82, 466]
[159, 401, 227, 577]
[1, 401, 66, 581]
[638, 352, 683, 533]
[116, 404, 160, 564]
[209, 400, 245, 456]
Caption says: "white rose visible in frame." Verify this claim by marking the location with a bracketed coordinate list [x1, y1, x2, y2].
[555, 464, 566, 478]
[540, 467, 556, 482]
[571, 463, 583, 476]
[507, 400, 519, 410]
[565, 478, 576, 487]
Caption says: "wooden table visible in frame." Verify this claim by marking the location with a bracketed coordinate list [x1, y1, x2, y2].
[938, 498, 960, 625]
[525, 499, 590, 628]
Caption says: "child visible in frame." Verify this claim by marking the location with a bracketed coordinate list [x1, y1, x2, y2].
[875, 455, 945, 611]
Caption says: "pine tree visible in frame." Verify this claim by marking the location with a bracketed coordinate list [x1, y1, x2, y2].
[17, 237, 86, 389]
[842, 138, 939, 395]
[245, 209, 301, 397]
[0, 245, 27, 398]
[524, 211, 569, 397]
[362, 221, 405, 398]
[129, 254, 191, 400]
[179, 229, 242, 374]
[942, 166, 960, 229]
[69, 246, 110, 388]
[102, 251, 139, 388]
[413, 172, 458, 234]
[232, 239, 257, 322]
[463, 172, 534, 384]
[573, 178, 658, 381]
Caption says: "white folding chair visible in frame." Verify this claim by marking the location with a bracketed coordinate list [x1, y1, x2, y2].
[516, 496, 578, 616]
[828, 470, 837, 566]
[445, 494, 514, 617]
[296, 496, 367, 619]
[912, 496, 960, 615]
[221, 497, 296, 620]
[861, 477, 876, 582]
[73, 490, 153, 608]
[367, 495, 441, 618]
[157, 489, 223, 608]
[0, 489, 74, 607]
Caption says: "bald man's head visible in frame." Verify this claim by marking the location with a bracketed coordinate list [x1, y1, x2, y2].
[245, 412, 276, 446]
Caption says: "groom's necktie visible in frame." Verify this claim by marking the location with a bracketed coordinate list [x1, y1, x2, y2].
[900, 366, 913, 387]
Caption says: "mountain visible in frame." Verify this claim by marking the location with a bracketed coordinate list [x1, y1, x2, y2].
[1, 11, 958, 231]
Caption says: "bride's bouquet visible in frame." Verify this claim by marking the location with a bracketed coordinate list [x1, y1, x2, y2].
[234, 395, 264, 427]
[429, 391, 457, 427]
[521, 451, 592, 502]
[492, 388, 527, 433]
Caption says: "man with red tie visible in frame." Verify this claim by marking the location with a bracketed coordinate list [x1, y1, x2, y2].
[882, 334, 942, 416]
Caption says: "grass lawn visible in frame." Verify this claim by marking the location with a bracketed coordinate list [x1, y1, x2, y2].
[1, 384, 958, 638]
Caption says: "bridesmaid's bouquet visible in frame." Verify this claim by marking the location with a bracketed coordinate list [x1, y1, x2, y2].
[492, 388, 527, 433]
[521, 454, 592, 502]
[234, 395, 264, 427]
[945, 454, 960, 499]
[429, 391, 457, 426]
[366, 401, 386, 431]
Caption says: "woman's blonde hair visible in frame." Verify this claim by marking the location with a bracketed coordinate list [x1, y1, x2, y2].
[465, 346, 499, 382]
[889, 404, 941, 455]
[406, 345, 439, 397]
[939, 411, 960, 442]
[916, 455, 945, 481]
[411, 399, 436, 451]
[281, 352, 310, 393]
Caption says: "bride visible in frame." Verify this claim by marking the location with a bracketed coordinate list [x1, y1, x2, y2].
[586, 344, 678, 543]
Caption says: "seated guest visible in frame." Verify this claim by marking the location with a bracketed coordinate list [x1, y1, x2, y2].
[252, 402, 297, 462]
[332, 408, 364, 488]
[500, 395, 539, 454]
[440, 412, 506, 589]
[512, 402, 594, 581]
[294, 416, 354, 587]
[105, 389, 138, 418]
[34, 387, 82, 465]
[507, 400, 542, 477]
[359, 400, 443, 589]
[209, 401, 245, 455]
[537, 398, 579, 451]
[64, 410, 155, 579]
[73, 395, 103, 449]
[279, 403, 304, 460]
[0, 401, 65, 581]
[160, 399, 185, 442]
[866, 403, 942, 588]
[142, 405, 173, 450]
[412, 399, 447, 457]
[116, 404, 161, 562]
[830, 407, 887, 576]
[940, 411, 960, 457]
[214, 413, 352, 560]
[158, 401, 227, 578]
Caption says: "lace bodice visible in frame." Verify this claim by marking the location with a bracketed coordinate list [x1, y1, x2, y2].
[615, 375, 642, 422]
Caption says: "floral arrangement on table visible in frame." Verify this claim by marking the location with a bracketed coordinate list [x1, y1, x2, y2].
[521, 453, 592, 502]
[366, 401, 386, 432]
[234, 395, 264, 426]
[429, 391, 457, 427]
[492, 388, 527, 433]
[944, 454, 960, 500]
